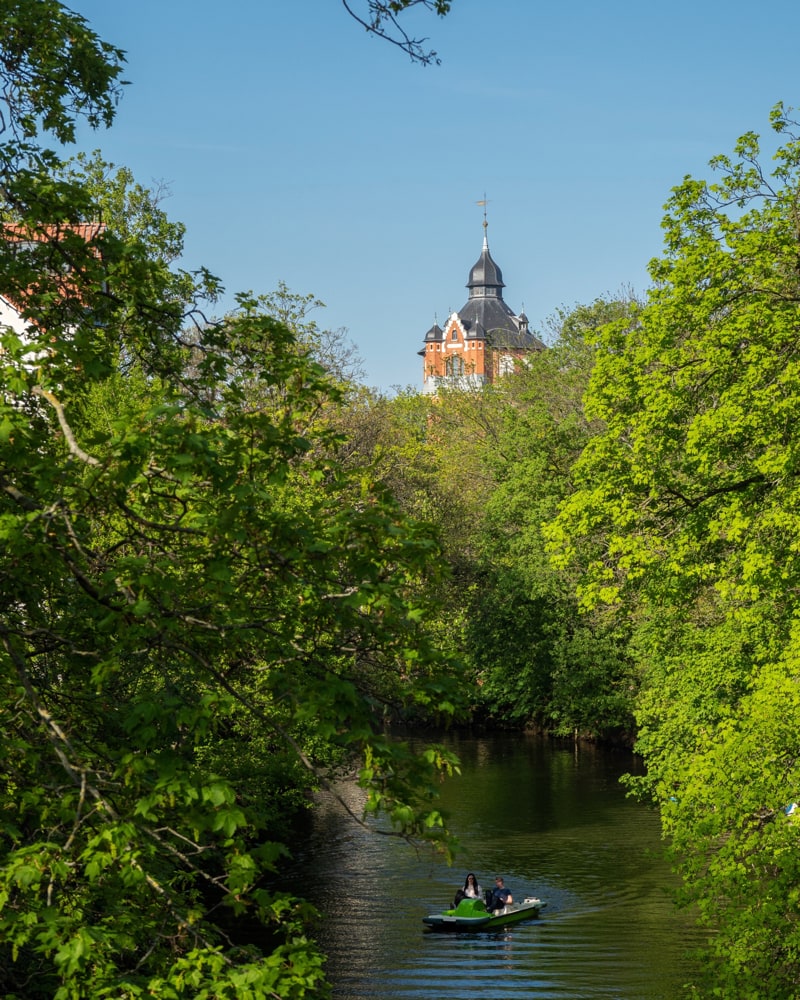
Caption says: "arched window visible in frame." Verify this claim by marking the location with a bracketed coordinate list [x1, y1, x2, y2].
[445, 355, 464, 377]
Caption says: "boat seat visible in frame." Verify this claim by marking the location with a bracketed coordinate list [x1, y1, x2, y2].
[454, 898, 487, 917]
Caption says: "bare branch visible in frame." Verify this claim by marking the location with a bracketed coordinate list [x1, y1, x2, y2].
[341, 0, 448, 65]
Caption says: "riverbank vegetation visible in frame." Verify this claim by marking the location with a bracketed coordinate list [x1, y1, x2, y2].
[2, 3, 800, 997]
[0, 6, 461, 997]
[547, 107, 800, 997]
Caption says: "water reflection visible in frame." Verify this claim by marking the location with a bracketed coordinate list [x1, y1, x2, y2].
[284, 733, 703, 999]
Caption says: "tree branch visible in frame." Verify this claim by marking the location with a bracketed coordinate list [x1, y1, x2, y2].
[341, 0, 447, 65]
[32, 385, 101, 466]
[662, 472, 767, 511]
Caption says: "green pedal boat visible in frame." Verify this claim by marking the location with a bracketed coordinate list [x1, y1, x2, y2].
[422, 895, 547, 932]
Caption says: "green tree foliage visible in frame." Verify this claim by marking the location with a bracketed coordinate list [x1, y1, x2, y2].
[316, 386, 481, 700]
[353, 302, 638, 738]
[0, 4, 461, 996]
[60, 151, 187, 265]
[547, 107, 800, 995]
[0, 0, 125, 145]
[465, 300, 638, 736]
[237, 281, 366, 388]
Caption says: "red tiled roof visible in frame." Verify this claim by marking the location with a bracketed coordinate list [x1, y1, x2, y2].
[1, 221, 107, 319]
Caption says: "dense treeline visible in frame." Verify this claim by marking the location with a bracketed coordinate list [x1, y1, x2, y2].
[0, 5, 461, 997]
[327, 116, 800, 994]
[3, 3, 800, 997]
[341, 299, 640, 741]
[547, 109, 800, 996]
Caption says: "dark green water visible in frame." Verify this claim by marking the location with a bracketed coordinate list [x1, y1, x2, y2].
[286, 733, 704, 999]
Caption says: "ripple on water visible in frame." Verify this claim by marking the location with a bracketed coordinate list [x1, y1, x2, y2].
[283, 735, 703, 1000]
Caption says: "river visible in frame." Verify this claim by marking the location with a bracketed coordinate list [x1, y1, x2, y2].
[284, 733, 704, 999]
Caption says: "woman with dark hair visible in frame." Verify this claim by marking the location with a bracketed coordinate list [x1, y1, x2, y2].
[463, 873, 483, 899]
[453, 872, 483, 907]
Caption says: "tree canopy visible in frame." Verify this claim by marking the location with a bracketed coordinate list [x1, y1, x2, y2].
[11, 3, 800, 996]
[547, 106, 800, 996]
[0, 0, 125, 145]
[0, 5, 461, 997]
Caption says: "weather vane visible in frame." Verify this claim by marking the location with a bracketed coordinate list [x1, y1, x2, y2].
[476, 194, 490, 233]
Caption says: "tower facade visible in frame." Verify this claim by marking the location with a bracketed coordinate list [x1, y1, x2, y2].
[419, 224, 544, 393]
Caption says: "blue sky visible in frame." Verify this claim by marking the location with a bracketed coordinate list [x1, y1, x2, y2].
[69, 0, 800, 393]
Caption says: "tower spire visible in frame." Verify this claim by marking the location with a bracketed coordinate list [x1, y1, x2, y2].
[476, 194, 490, 248]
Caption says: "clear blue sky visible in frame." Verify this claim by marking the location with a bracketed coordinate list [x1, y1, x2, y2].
[68, 0, 800, 393]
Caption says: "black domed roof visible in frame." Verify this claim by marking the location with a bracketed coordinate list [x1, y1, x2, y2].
[456, 231, 546, 351]
[467, 235, 505, 291]
[424, 322, 443, 342]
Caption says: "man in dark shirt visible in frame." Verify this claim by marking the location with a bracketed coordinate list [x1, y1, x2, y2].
[488, 876, 513, 911]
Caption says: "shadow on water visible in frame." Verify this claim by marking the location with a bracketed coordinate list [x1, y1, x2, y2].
[282, 733, 705, 1000]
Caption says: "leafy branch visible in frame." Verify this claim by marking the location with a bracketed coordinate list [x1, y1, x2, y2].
[341, 0, 452, 65]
